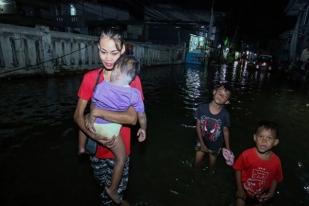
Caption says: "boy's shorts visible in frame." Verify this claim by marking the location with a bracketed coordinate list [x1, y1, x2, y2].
[195, 142, 221, 156]
[236, 195, 274, 205]
[236, 189, 274, 205]
[235, 195, 260, 205]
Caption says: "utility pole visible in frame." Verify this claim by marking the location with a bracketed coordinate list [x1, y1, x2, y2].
[290, 11, 302, 60]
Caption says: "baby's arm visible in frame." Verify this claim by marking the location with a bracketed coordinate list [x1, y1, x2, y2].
[84, 106, 137, 146]
[196, 120, 208, 152]
[137, 112, 147, 142]
[223, 127, 231, 150]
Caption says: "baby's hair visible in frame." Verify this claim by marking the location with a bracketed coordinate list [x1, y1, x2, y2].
[98, 29, 124, 52]
[114, 55, 140, 82]
[255, 120, 279, 138]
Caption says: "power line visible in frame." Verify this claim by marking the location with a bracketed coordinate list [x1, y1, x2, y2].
[0, 44, 90, 76]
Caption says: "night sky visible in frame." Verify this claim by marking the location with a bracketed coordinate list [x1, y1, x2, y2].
[11, 0, 297, 46]
[145, 0, 295, 43]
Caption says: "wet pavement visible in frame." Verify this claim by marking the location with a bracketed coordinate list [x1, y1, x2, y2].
[0, 64, 309, 206]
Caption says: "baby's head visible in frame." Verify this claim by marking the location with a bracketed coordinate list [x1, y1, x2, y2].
[110, 55, 140, 84]
[253, 120, 279, 154]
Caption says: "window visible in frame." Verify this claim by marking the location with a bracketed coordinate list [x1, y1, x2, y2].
[70, 4, 76, 16]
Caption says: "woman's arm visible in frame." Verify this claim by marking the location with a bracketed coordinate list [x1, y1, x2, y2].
[86, 74, 141, 128]
[90, 105, 138, 125]
[74, 99, 116, 146]
[74, 99, 95, 137]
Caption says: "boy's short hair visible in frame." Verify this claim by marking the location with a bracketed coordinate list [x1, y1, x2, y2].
[255, 120, 279, 138]
[214, 83, 232, 95]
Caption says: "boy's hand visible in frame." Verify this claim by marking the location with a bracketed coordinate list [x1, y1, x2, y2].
[137, 128, 146, 142]
[257, 192, 274, 202]
[85, 113, 96, 133]
[200, 143, 209, 153]
[235, 188, 246, 200]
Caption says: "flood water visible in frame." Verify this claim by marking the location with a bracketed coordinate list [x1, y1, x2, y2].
[0, 64, 309, 206]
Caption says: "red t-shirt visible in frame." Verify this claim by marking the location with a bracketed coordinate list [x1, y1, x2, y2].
[78, 68, 144, 159]
[233, 147, 283, 197]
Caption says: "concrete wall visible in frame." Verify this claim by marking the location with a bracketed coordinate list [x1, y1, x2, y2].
[0, 23, 186, 78]
[285, 1, 309, 61]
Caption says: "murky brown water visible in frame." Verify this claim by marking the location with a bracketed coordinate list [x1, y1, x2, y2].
[0, 64, 309, 206]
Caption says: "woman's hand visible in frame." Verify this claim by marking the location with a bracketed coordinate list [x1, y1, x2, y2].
[90, 105, 137, 125]
[90, 104, 99, 117]
[96, 134, 117, 149]
[200, 143, 209, 153]
[137, 128, 146, 142]
[85, 113, 96, 133]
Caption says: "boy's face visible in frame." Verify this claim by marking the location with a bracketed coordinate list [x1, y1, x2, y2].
[213, 86, 231, 105]
[254, 127, 279, 154]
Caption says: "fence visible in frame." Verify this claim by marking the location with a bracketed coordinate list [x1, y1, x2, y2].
[0, 23, 186, 77]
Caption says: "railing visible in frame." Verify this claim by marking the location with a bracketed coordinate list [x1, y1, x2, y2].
[0, 23, 186, 77]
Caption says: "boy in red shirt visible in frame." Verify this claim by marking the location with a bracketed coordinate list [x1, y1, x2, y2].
[233, 120, 283, 206]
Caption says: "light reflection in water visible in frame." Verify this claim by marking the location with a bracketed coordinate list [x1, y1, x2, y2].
[219, 64, 228, 82]
[184, 67, 201, 101]
[181, 65, 204, 128]
[232, 63, 238, 82]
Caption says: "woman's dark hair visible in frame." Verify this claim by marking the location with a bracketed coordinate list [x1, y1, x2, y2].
[99, 29, 124, 52]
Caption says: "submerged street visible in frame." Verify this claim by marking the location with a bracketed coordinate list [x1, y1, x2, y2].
[0, 63, 309, 206]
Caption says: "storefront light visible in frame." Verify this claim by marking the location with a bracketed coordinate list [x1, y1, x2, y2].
[0, 0, 16, 14]
[0, 0, 8, 6]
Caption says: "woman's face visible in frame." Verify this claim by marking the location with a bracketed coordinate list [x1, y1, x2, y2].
[98, 37, 124, 70]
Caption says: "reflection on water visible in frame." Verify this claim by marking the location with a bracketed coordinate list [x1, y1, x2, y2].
[0, 77, 80, 148]
[0, 64, 309, 205]
[182, 64, 204, 128]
